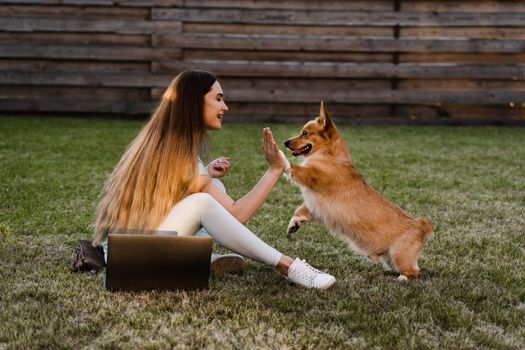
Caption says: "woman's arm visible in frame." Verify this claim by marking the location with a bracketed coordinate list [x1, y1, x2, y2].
[202, 127, 287, 224]
[203, 167, 281, 224]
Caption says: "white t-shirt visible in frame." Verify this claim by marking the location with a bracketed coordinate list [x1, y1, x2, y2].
[198, 158, 209, 176]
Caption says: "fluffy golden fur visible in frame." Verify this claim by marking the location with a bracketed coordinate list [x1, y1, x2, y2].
[284, 102, 434, 279]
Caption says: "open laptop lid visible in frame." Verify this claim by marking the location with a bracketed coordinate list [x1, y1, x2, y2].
[105, 234, 213, 292]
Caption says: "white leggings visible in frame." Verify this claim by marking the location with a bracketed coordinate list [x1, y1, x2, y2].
[157, 179, 283, 267]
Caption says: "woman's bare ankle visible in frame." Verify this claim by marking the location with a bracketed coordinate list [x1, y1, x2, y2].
[276, 255, 294, 275]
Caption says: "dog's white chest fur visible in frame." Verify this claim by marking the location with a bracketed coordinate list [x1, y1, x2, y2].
[295, 165, 343, 231]
[293, 158, 359, 239]
[300, 187, 345, 232]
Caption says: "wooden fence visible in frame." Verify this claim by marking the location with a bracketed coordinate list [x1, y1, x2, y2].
[1, 0, 525, 124]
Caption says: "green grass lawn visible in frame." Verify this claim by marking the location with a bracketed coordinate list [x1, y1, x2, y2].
[1, 116, 524, 349]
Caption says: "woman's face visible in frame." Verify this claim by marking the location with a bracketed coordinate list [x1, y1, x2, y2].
[203, 81, 228, 130]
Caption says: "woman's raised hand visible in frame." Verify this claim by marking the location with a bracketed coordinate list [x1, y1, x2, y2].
[262, 127, 288, 171]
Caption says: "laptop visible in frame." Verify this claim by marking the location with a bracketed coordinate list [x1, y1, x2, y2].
[105, 233, 213, 292]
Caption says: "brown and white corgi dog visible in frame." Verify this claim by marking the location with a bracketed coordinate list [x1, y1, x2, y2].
[283, 102, 434, 280]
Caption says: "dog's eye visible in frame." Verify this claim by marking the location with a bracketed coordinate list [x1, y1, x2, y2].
[301, 131, 308, 137]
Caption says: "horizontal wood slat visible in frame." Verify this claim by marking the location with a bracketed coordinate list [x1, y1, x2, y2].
[182, 50, 393, 63]
[152, 61, 525, 80]
[0, 0, 184, 6]
[0, 98, 154, 113]
[0, 86, 150, 99]
[0, 59, 150, 73]
[183, 1, 394, 11]
[400, 27, 525, 39]
[0, 44, 182, 61]
[154, 34, 525, 53]
[1, 5, 149, 18]
[224, 89, 524, 105]
[399, 52, 525, 64]
[0, 71, 170, 87]
[401, 1, 525, 13]
[0, 32, 150, 46]
[152, 8, 525, 26]
[183, 23, 393, 37]
[0, 18, 182, 34]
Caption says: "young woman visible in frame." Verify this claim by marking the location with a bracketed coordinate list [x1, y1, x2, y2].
[93, 69, 336, 289]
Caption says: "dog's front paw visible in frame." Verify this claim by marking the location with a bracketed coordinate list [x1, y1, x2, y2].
[279, 150, 292, 179]
[278, 150, 291, 172]
[287, 215, 307, 235]
[287, 222, 300, 235]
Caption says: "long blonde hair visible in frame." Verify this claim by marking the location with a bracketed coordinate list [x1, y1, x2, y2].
[93, 70, 217, 245]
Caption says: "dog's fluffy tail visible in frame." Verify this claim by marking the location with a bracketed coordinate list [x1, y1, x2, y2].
[417, 217, 434, 239]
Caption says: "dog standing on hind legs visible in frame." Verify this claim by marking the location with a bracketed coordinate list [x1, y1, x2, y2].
[280, 102, 434, 280]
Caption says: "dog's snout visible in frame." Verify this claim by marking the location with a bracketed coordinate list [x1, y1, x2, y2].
[284, 140, 291, 148]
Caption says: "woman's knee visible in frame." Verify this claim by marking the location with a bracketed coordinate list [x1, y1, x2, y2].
[186, 192, 217, 212]
[159, 192, 217, 232]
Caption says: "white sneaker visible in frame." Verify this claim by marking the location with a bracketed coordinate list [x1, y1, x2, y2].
[210, 253, 245, 273]
[286, 258, 336, 289]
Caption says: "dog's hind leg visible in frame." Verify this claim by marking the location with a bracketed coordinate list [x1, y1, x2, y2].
[389, 234, 424, 280]
[287, 204, 312, 235]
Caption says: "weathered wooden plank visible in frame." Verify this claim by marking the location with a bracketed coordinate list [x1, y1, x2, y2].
[0, 59, 150, 73]
[220, 78, 391, 90]
[225, 102, 390, 116]
[0, 32, 149, 46]
[222, 104, 392, 123]
[0, 86, 150, 99]
[122, 0, 183, 7]
[391, 65, 525, 79]
[396, 105, 525, 121]
[0, 0, 184, 6]
[152, 8, 525, 26]
[0, 98, 154, 114]
[401, 27, 525, 39]
[400, 52, 525, 64]
[152, 61, 525, 79]
[0, 17, 182, 34]
[183, 0, 393, 11]
[62, 0, 113, 5]
[398, 79, 525, 91]
[0, 4, 149, 18]
[0, 0, 182, 5]
[183, 23, 393, 37]
[0, 44, 182, 61]
[0, 0, 60, 4]
[154, 33, 525, 53]
[402, 1, 525, 13]
[181, 50, 392, 64]
[225, 89, 525, 105]
[0, 71, 171, 87]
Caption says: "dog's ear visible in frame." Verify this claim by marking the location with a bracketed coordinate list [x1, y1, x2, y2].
[317, 101, 335, 131]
